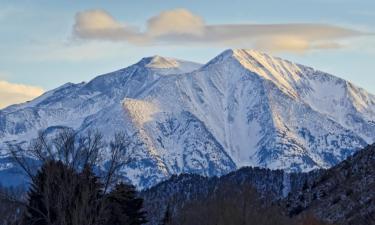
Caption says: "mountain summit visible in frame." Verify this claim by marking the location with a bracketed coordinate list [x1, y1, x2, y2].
[208, 49, 303, 97]
[140, 55, 180, 69]
[135, 55, 201, 75]
[1, 49, 374, 188]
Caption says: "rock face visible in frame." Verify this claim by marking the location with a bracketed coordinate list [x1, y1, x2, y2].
[285, 144, 375, 225]
[1, 49, 374, 188]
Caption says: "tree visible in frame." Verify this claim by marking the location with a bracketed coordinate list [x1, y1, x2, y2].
[72, 165, 104, 225]
[173, 182, 295, 225]
[8, 128, 134, 194]
[0, 184, 25, 225]
[104, 183, 147, 225]
[5, 128, 143, 225]
[297, 214, 332, 225]
[20, 161, 104, 225]
[21, 161, 72, 225]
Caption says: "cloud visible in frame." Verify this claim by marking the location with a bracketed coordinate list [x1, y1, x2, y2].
[73, 9, 143, 43]
[72, 8, 367, 53]
[147, 8, 205, 37]
[0, 80, 44, 109]
[253, 36, 342, 53]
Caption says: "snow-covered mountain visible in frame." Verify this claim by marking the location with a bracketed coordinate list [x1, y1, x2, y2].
[1, 49, 374, 188]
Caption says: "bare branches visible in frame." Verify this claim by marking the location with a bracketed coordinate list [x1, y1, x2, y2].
[5, 128, 135, 225]
[76, 130, 104, 170]
[103, 132, 132, 194]
[8, 128, 134, 192]
[8, 144, 38, 183]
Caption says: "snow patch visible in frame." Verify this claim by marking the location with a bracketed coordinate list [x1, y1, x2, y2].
[123, 98, 160, 127]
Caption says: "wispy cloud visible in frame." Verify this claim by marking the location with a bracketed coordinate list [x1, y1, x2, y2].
[0, 80, 44, 109]
[72, 8, 367, 53]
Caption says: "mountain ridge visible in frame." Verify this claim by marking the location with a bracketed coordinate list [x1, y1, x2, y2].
[0, 49, 374, 188]
[141, 143, 375, 225]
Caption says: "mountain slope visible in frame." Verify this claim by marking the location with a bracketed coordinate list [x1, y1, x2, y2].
[285, 143, 375, 225]
[142, 144, 375, 225]
[0, 49, 374, 188]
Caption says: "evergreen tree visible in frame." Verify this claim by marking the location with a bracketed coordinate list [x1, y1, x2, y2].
[21, 161, 76, 225]
[10, 130, 146, 225]
[72, 165, 104, 225]
[21, 161, 105, 225]
[105, 182, 147, 225]
[21, 165, 48, 225]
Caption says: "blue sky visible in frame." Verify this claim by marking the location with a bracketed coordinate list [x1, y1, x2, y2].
[0, 0, 374, 107]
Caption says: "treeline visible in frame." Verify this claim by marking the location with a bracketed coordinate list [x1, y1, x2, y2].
[1, 128, 330, 225]
[161, 182, 330, 225]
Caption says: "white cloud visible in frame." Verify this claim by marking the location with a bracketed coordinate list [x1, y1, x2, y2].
[74, 9, 122, 31]
[0, 80, 44, 109]
[147, 8, 205, 37]
[73, 9, 144, 43]
[253, 36, 342, 53]
[72, 8, 368, 53]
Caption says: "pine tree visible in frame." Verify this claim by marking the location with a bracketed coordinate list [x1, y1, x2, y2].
[21, 161, 105, 225]
[72, 165, 104, 225]
[104, 182, 147, 225]
[12, 130, 146, 225]
[21, 165, 48, 225]
[21, 161, 75, 225]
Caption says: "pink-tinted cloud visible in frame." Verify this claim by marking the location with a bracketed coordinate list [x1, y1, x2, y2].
[0, 80, 44, 108]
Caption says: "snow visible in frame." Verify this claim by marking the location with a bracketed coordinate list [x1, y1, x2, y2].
[230, 49, 302, 98]
[123, 98, 159, 127]
[145, 55, 180, 69]
[137, 55, 202, 75]
[1, 49, 374, 188]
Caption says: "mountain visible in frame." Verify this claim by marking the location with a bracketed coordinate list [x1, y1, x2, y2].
[0, 49, 374, 188]
[140, 167, 308, 225]
[141, 144, 375, 225]
[285, 143, 375, 225]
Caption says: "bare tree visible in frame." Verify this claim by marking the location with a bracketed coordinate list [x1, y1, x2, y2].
[8, 128, 132, 191]
[102, 132, 133, 194]
[4, 128, 136, 225]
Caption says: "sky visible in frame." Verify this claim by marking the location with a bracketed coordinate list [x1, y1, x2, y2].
[0, 0, 374, 108]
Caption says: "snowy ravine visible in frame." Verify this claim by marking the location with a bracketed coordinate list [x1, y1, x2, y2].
[0, 49, 374, 189]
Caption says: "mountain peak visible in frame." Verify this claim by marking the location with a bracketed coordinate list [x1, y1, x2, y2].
[221, 48, 266, 56]
[214, 48, 272, 60]
[209, 48, 297, 71]
[140, 55, 180, 69]
[135, 55, 202, 74]
[1, 49, 374, 189]
[208, 49, 303, 98]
